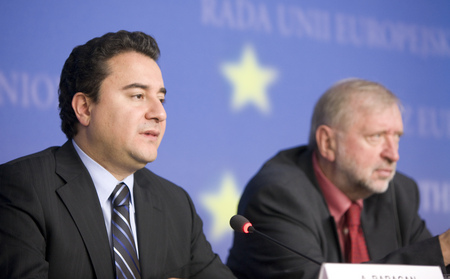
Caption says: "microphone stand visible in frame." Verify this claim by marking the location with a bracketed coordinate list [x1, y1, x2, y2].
[249, 226, 322, 266]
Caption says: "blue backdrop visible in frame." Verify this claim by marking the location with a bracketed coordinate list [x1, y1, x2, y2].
[1, 0, 450, 262]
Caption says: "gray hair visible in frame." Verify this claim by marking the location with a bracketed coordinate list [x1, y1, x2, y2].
[308, 78, 401, 149]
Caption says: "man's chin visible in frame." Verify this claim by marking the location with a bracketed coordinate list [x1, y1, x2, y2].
[133, 149, 158, 162]
[367, 182, 390, 194]
[130, 156, 157, 171]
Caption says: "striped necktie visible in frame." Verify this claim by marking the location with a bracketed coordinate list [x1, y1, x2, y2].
[111, 182, 141, 279]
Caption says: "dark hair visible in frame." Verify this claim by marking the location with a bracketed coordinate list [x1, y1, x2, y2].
[58, 30, 160, 139]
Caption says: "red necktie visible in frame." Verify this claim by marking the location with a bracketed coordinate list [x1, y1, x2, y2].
[345, 202, 370, 263]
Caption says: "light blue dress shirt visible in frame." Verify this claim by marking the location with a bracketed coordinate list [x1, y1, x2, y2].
[72, 140, 139, 256]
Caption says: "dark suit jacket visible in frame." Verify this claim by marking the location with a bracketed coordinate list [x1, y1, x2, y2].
[227, 146, 446, 279]
[0, 141, 235, 279]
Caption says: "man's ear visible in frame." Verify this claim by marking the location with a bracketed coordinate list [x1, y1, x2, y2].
[72, 92, 92, 127]
[315, 125, 337, 162]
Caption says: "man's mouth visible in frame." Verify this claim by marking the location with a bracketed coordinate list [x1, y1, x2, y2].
[141, 129, 160, 139]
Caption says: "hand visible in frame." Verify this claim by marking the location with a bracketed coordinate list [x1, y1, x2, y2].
[439, 229, 450, 266]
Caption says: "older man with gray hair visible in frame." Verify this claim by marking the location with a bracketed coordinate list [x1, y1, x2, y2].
[227, 78, 450, 279]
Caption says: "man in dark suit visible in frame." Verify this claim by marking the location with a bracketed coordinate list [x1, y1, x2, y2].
[227, 78, 450, 278]
[0, 30, 236, 279]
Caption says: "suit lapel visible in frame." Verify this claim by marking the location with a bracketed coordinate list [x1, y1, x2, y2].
[134, 170, 166, 278]
[54, 141, 114, 278]
[299, 149, 345, 262]
[362, 184, 399, 260]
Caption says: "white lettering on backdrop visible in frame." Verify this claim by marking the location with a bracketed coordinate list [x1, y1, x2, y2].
[0, 71, 58, 109]
[201, 0, 450, 58]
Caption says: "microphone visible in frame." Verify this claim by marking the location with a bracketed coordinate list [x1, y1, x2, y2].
[230, 215, 322, 266]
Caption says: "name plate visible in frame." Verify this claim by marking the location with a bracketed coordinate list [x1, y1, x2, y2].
[318, 263, 443, 279]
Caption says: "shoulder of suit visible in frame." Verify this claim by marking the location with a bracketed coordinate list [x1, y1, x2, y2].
[393, 171, 417, 185]
[1, 146, 59, 167]
[246, 145, 315, 194]
[263, 145, 308, 168]
[257, 145, 310, 178]
[388, 171, 420, 201]
[135, 167, 186, 192]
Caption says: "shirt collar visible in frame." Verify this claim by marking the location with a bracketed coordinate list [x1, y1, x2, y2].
[312, 150, 363, 224]
[72, 140, 135, 205]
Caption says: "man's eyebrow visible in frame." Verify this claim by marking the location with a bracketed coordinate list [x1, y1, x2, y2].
[122, 83, 148, 90]
[122, 83, 166, 95]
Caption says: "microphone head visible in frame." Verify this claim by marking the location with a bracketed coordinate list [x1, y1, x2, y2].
[230, 215, 254, 233]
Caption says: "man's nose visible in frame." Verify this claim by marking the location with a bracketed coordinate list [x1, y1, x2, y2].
[381, 135, 400, 163]
[145, 97, 167, 122]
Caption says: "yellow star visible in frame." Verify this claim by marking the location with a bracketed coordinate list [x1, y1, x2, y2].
[221, 44, 278, 114]
[200, 171, 241, 241]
